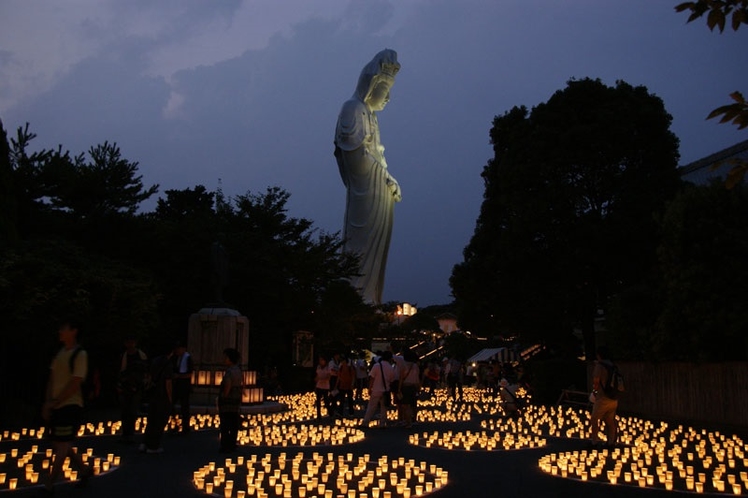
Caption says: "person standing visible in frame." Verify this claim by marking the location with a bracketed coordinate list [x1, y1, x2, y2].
[140, 346, 173, 454]
[328, 352, 341, 417]
[361, 351, 396, 428]
[117, 336, 148, 443]
[314, 355, 332, 419]
[423, 361, 440, 396]
[354, 352, 369, 405]
[390, 350, 405, 423]
[218, 348, 243, 453]
[446, 357, 464, 401]
[336, 356, 356, 417]
[590, 346, 619, 448]
[171, 341, 193, 434]
[41, 318, 92, 494]
[398, 350, 421, 428]
[499, 378, 522, 419]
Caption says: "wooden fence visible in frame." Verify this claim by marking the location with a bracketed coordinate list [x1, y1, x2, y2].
[598, 361, 748, 431]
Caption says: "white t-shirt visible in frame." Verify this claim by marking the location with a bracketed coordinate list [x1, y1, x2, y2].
[369, 361, 396, 396]
[400, 361, 420, 385]
[50, 346, 87, 407]
[354, 359, 369, 379]
[328, 358, 339, 376]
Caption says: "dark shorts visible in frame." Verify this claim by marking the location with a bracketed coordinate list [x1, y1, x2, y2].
[400, 384, 419, 406]
[49, 404, 82, 442]
[390, 380, 400, 405]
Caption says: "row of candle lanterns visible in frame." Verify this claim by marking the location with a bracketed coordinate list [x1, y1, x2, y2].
[0, 386, 515, 446]
[238, 425, 365, 448]
[479, 404, 670, 445]
[192, 452, 447, 498]
[0, 446, 120, 491]
[192, 370, 258, 387]
[409, 430, 546, 451]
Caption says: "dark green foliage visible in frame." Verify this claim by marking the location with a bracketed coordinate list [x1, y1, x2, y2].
[451, 78, 681, 356]
[604, 283, 662, 361]
[676, 0, 748, 33]
[8, 128, 158, 224]
[655, 182, 748, 360]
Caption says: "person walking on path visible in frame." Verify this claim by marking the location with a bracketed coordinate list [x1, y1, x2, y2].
[446, 357, 464, 401]
[117, 335, 148, 443]
[337, 356, 356, 417]
[41, 318, 92, 494]
[398, 350, 421, 428]
[590, 345, 619, 448]
[171, 341, 193, 434]
[422, 361, 440, 397]
[140, 346, 173, 454]
[218, 348, 243, 453]
[354, 352, 369, 405]
[390, 350, 405, 423]
[328, 352, 341, 417]
[314, 355, 332, 419]
[499, 378, 522, 419]
[361, 351, 396, 428]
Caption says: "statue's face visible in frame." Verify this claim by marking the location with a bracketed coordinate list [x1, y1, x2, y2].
[367, 81, 391, 111]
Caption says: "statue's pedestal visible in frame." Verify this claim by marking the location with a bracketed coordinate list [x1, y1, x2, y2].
[187, 307, 264, 406]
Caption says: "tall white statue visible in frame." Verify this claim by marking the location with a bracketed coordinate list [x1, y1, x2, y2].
[334, 49, 402, 305]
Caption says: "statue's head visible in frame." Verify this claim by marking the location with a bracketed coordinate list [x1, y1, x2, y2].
[355, 49, 400, 110]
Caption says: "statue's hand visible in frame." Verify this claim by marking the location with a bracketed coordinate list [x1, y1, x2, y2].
[387, 177, 402, 202]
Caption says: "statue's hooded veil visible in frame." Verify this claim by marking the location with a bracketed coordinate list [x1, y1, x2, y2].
[336, 49, 399, 153]
[353, 49, 400, 103]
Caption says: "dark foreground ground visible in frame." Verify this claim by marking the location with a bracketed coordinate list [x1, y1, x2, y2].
[3, 403, 719, 498]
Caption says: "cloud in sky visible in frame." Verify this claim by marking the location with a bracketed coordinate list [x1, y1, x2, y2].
[2, 0, 747, 306]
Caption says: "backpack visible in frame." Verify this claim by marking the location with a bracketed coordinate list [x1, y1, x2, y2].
[602, 362, 625, 399]
[69, 346, 97, 404]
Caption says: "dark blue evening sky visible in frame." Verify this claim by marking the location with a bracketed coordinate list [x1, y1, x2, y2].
[2, 1, 746, 306]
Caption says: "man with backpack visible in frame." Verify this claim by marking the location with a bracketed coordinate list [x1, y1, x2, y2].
[590, 345, 622, 448]
[41, 318, 92, 494]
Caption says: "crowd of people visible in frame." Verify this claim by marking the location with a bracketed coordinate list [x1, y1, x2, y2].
[313, 348, 530, 427]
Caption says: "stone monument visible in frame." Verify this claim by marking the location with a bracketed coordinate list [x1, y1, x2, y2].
[187, 240, 265, 409]
[334, 48, 402, 305]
